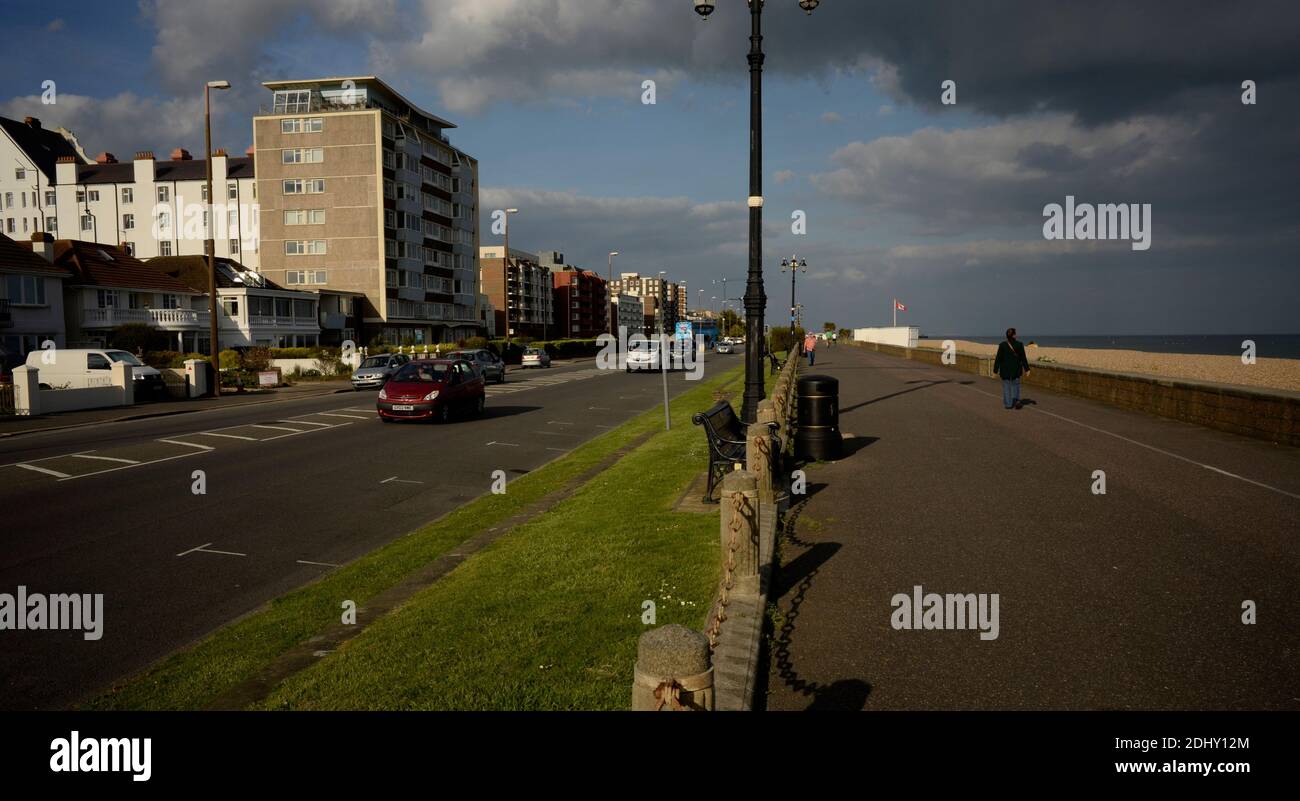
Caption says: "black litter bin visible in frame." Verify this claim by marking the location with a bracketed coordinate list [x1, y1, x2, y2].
[795, 374, 842, 461]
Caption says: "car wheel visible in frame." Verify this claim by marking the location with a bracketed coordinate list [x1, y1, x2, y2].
[438, 403, 451, 423]
[475, 395, 485, 416]
[380, 416, 394, 423]
[497, 372, 505, 384]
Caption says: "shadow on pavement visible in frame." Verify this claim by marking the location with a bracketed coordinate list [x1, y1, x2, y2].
[839, 380, 949, 415]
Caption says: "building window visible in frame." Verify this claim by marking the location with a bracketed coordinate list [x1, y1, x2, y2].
[45, 216, 56, 233]
[282, 148, 324, 164]
[76, 190, 84, 203]
[157, 186, 170, 202]
[162, 294, 180, 309]
[96, 289, 119, 308]
[45, 191, 56, 206]
[122, 213, 135, 230]
[282, 179, 324, 194]
[221, 297, 239, 318]
[5, 275, 46, 305]
[123, 242, 135, 256]
[280, 117, 323, 134]
[229, 238, 239, 254]
[159, 241, 172, 256]
[81, 214, 93, 232]
[284, 209, 325, 225]
[88, 190, 99, 202]
[121, 187, 133, 204]
[228, 182, 237, 200]
[14, 167, 25, 180]
[284, 240, 327, 255]
[272, 89, 311, 114]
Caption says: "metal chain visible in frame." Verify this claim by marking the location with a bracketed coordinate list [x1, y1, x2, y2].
[709, 488, 751, 650]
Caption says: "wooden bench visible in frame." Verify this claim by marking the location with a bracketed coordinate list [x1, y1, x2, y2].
[768, 351, 781, 375]
[692, 400, 748, 503]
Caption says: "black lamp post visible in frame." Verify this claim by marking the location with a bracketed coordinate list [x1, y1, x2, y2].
[780, 254, 807, 330]
[694, 0, 821, 422]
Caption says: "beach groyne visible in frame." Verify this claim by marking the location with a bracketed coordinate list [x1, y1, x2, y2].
[850, 341, 1300, 447]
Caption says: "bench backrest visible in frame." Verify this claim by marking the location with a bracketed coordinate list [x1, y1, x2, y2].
[692, 400, 744, 443]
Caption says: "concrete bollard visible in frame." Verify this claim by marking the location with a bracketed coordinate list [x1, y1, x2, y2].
[632, 624, 714, 711]
[11, 365, 39, 416]
[747, 421, 775, 506]
[719, 470, 760, 596]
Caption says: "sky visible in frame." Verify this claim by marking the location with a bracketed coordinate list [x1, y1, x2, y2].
[2, 0, 1297, 336]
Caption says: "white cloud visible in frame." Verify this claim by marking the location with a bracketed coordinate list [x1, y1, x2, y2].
[820, 111, 843, 124]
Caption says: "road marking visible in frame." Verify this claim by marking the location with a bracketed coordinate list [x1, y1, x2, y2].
[296, 559, 342, 568]
[535, 431, 567, 437]
[250, 424, 306, 433]
[193, 431, 258, 441]
[486, 441, 520, 447]
[69, 454, 140, 464]
[315, 412, 370, 420]
[380, 476, 423, 485]
[281, 419, 332, 427]
[158, 438, 214, 450]
[546, 447, 567, 452]
[177, 542, 247, 558]
[963, 385, 1300, 501]
[59, 450, 209, 481]
[588, 406, 610, 411]
[548, 421, 574, 426]
[15, 463, 72, 479]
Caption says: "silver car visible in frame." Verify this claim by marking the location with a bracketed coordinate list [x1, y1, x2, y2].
[445, 349, 506, 383]
[351, 353, 410, 390]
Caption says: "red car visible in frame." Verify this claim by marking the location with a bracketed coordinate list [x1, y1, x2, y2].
[376, 359, 485, 423]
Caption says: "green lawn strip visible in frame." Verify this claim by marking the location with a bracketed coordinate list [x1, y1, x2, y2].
[86, 366, 740, 711]
[256, 373, 742, 710]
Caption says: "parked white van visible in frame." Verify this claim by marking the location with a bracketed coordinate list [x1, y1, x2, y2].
[24, 349, 167, 399]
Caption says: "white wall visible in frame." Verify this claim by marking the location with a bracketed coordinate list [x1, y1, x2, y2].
[852, 326, 920, 348]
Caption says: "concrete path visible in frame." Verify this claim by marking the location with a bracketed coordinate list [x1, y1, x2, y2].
[765, 345, 1300, 710]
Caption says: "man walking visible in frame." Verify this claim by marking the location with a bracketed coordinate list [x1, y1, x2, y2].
[993, 327, 1030, 409]
[804, 332, 818, 366]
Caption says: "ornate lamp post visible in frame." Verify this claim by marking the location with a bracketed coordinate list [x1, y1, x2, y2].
[780, 255, 807, 329]
[606, 251, 620, 335]
[693, 0, 822, 421]
[204, 79, 230, 396]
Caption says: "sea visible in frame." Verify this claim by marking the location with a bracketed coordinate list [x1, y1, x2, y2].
[924, 334, 1300, 360]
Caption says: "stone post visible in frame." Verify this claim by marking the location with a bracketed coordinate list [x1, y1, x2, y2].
[631, 624, 714, 711]
[719, 469, 760, 595]
[746, 422, 774, 506]
[11, 365, 39, 416]
[111, 360, 134, 406]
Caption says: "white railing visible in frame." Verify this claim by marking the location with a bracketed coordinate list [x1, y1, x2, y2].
[250, 315, 317, 329]
[82, 307, 207, 328]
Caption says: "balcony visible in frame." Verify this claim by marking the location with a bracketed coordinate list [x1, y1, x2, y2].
[82, 307, 207, 329]
[250, 315, 318, 330]
[320, 311, 348, 330]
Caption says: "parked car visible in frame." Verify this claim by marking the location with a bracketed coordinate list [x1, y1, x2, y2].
[521, 347, 551, 368]
[376, 359, 485, 423]
[625, 339, 690, 372]
[23, 348, 166, 399]
[351, 353, 410, 390]
[444, 349, 506, 384]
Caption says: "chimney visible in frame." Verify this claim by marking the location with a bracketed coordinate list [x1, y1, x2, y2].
[170, 148, 192, 161]
[213, 148, 227, 157]
[245, 145, 255, 157]
[134, 151, 155, 161]
[23, 116, 41, 129]
[30, 231, 54, 262]
[95, 152, 118, 164]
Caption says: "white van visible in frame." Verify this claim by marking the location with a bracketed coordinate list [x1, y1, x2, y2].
[24, 348, 167, 399]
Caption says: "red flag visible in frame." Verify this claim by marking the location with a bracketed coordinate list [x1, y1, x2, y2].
[894, 300, 907, 311]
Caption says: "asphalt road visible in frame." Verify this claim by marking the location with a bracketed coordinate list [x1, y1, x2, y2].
[0, 353, 731, 709]
[767, 345, 1300, 711]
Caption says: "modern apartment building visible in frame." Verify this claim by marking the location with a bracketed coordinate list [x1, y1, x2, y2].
[479, 246, 553, 340]
[551, 264, 608, 339]
[52, 149, 258, 266]
[252, 76, 480, 347]
[610, 272, 677, 334]
[610, 293, 645, 337]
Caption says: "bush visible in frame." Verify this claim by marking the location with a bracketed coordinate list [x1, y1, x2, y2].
[242, 347, 273, 373]
[108, 323, 171, 354]
[768, 326, 805, 354]
[142, 351, 210, 369]
[219, 349, 242, 371]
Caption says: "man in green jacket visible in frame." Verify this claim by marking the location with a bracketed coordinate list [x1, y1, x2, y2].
[993, 327, 1030, 409]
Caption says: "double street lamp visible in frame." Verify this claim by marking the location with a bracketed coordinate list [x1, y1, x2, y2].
[204, 79, 230, 396]
[606, 250, 620, 335]
[693, 0, 822, 422]
[780, 254, 807, 329]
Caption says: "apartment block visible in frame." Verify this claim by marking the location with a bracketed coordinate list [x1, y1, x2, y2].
[551, 264, 608, 339]
[0, 115, 86, 242]
[252, 76, 480, 347]
[609, 272, 678, 334]
[479, 246, 553, 340]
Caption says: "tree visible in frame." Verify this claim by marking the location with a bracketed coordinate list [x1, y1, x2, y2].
[822, 322, 838, 334]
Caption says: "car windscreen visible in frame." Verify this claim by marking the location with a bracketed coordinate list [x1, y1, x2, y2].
[106, 351, 145, 367]
[392, 363, 449, 382]
[359, 356, 388, 369]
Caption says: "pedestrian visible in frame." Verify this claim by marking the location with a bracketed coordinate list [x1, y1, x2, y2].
[804, 332, 817, 366]
[993, 327, 1031, 409]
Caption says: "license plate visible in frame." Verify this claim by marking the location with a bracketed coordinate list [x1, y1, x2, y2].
[392, 404, 415, 411]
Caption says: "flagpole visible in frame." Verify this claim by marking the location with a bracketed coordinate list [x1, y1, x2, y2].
[892, 298, 896, 327]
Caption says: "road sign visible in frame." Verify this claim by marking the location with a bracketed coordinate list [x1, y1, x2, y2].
[675, 321, 693, 341]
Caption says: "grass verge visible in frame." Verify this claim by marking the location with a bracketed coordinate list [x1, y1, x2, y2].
[255, 370, 746, 710]
[87, 364, 742, 710]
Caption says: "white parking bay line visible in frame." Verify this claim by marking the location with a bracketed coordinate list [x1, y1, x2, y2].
[315, 412, 370, 420]
[282, 419, 332, 427]
[158, 438, 214, 450]
[177, 542, 247, 558]
[250, 424, 307, 433]
[193, 431, 259, 441]
[486, 441, 520, 447]
[69, 454, 141, 464]
[15, 463, 72, 479]
[297, 559, 341, 568]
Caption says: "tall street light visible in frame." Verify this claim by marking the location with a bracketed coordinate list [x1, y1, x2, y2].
[607, 250, 620, 335]
[204, 79, 230, 397]
[694, 0, 821, 422]
[501, 207, 518, 347]
[780, 254, 807, 329]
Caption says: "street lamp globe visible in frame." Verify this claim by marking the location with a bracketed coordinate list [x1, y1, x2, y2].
[694, 1, 716, 18]
[798, 0, 820, 14]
